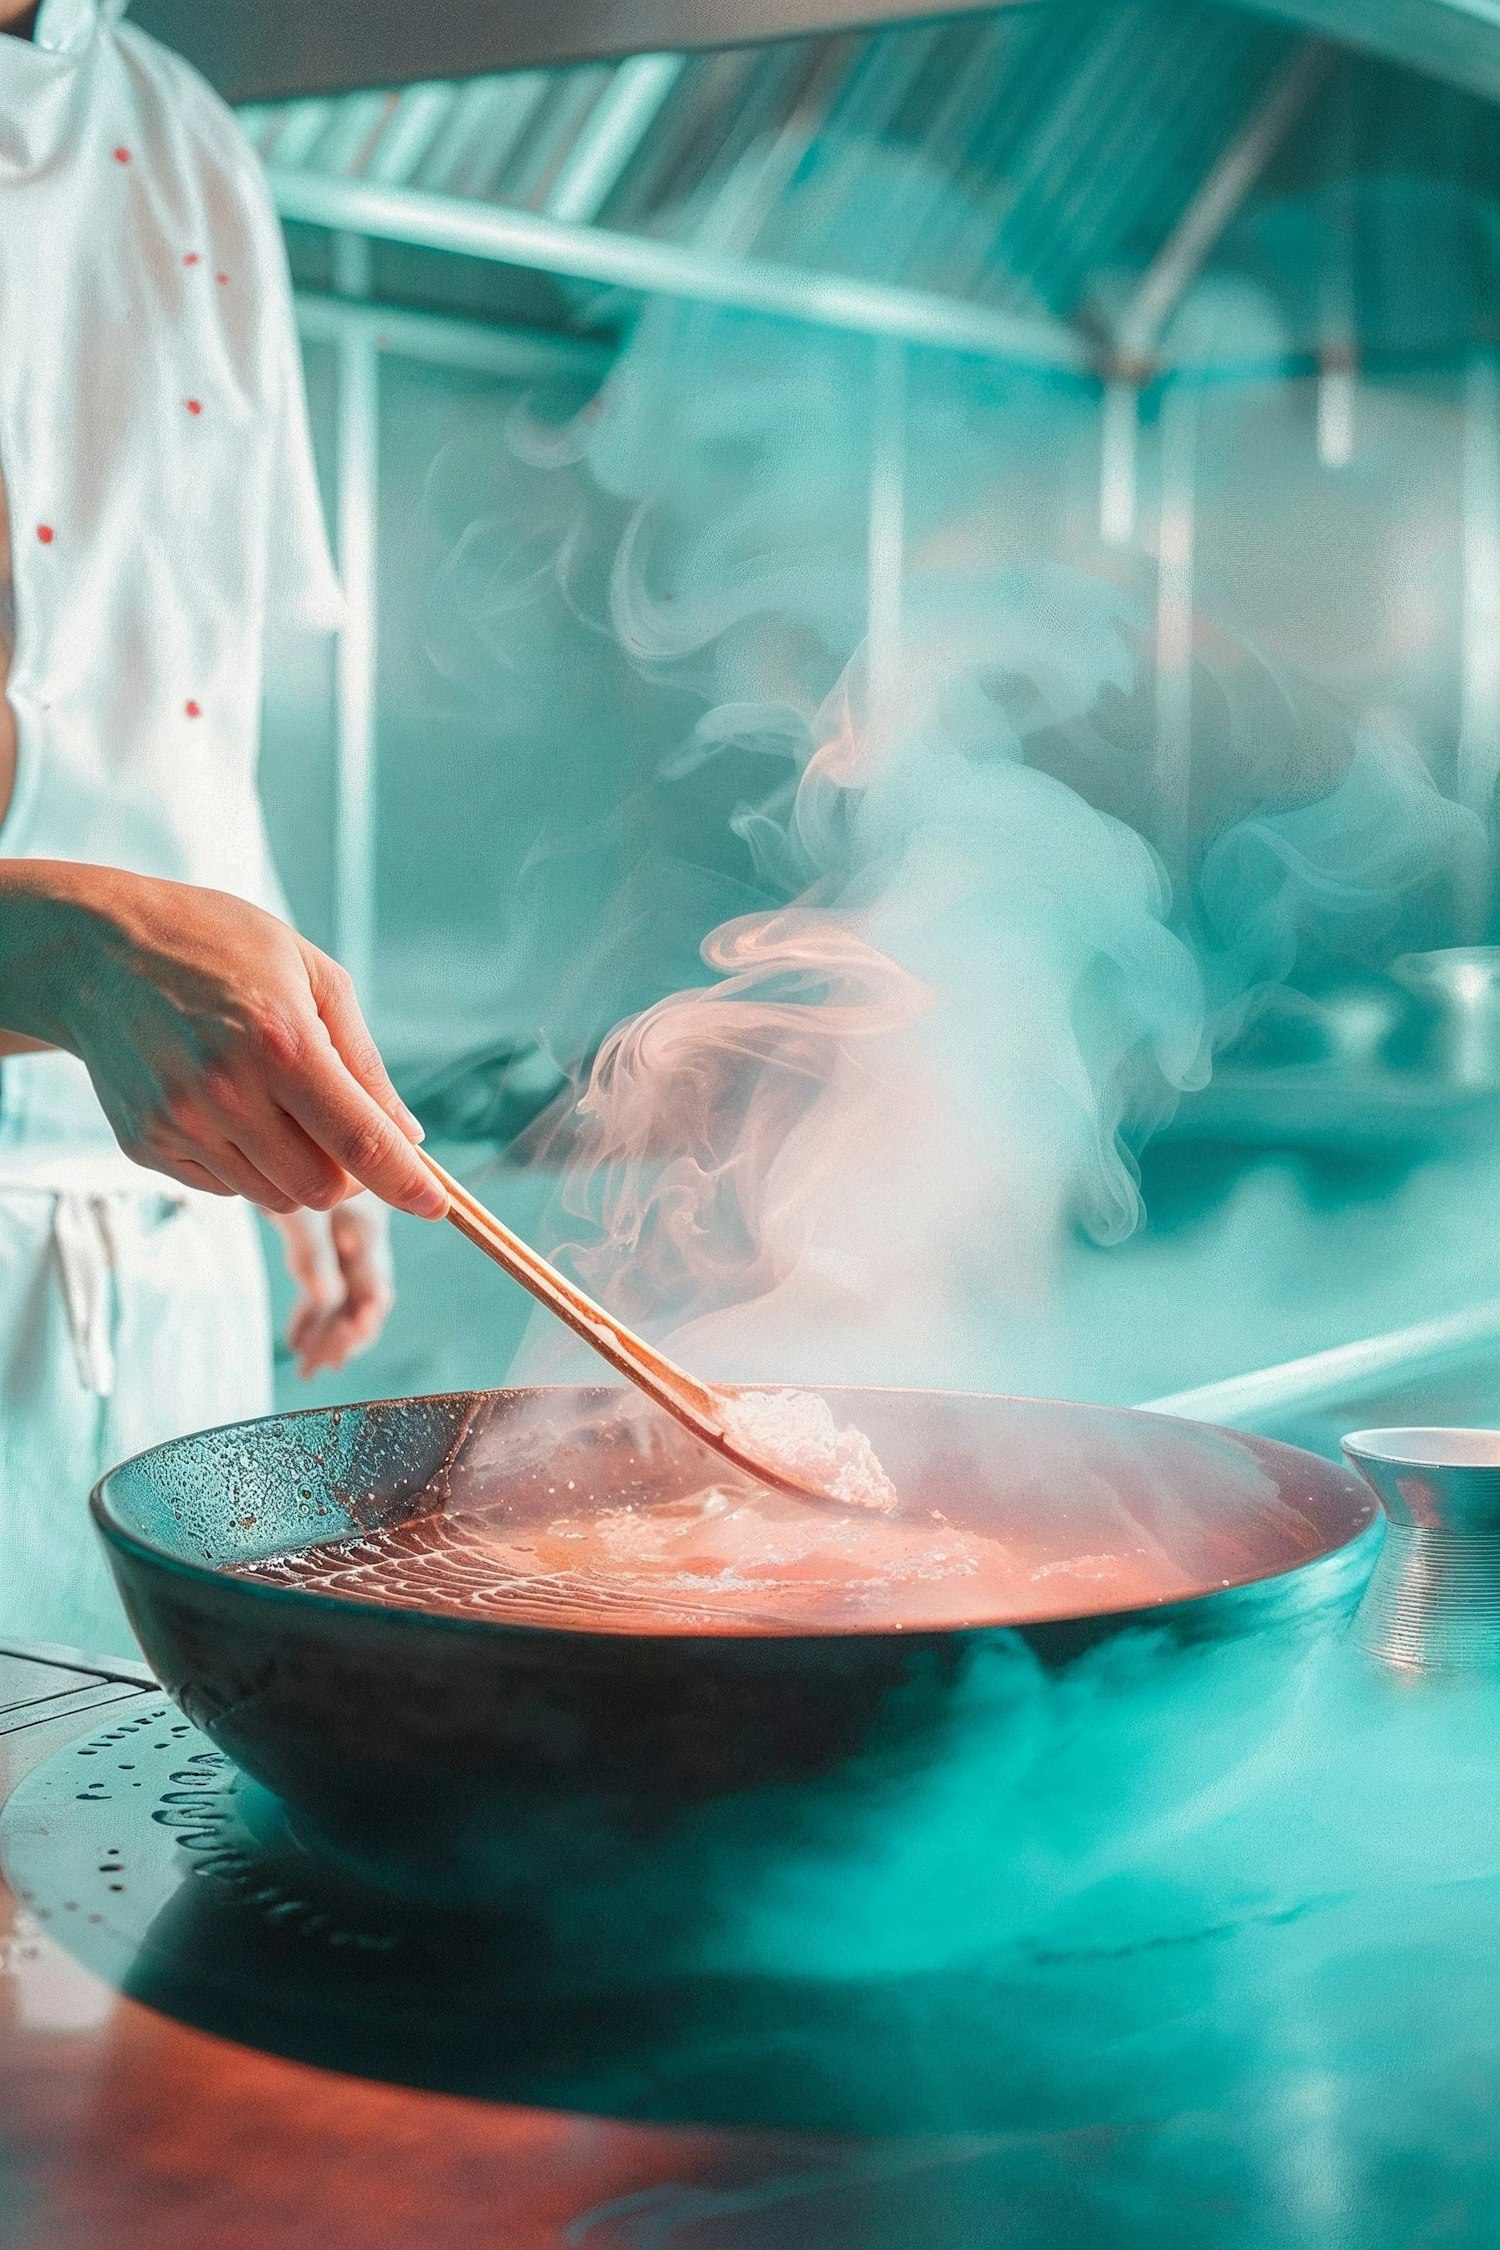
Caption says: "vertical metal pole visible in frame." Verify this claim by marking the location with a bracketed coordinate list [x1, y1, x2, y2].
[1099, 377, 1139, 547]
[1316, 74, 1357, 471]
[1316, 353, 1356, 472]
[866, 335, 907, 743]
[1153, 382, 1199, 883]
[333, 232, 379, 1009]
[1458, 351, 1500, 936]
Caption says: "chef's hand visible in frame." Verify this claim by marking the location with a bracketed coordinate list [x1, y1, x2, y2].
[0, 860, 446, 1218]
[270, 1195, 395, 1377]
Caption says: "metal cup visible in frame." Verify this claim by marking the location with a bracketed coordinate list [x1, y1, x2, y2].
[1342, 1426, 1500, 1671]
[1391, 949, 1500, 1089]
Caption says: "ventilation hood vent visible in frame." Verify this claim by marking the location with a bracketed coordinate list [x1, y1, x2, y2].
[127, 0, 1500, 108]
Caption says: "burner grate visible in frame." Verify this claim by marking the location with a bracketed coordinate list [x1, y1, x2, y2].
[1, 1703, 414, 1987]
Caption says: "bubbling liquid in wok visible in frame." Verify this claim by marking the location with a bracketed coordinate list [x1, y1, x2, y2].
[237, 1433, 1194, 1635]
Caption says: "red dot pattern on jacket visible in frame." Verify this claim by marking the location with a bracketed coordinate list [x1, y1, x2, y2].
[216, 272, 229, 287]
[185, 701, 201, 719]
[185, 399, 202, 416]
[113, 147, 131, 165]
[36, 524, 53, 545]
[184, 252, 200, 267]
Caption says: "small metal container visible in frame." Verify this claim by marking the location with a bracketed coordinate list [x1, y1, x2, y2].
[1392, 949, 1500, 1090]
[1343, 1426, 1500, 1671]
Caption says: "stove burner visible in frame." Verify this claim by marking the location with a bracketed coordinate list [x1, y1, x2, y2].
[2, 1706, 358, 1928]
[2, 1699, 1391, 2141]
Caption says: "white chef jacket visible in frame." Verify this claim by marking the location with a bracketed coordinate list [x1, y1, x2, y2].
[0, 0, 343, 1174]
[0, 0, 343, 1656]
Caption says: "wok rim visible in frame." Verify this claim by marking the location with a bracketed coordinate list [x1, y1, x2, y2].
[89, 1382, 1381, 1648]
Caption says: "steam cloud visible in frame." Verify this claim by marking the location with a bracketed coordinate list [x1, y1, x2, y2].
[485, 273, 1479, 1387]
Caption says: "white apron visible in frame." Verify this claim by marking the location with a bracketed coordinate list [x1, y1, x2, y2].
[0, 0, 342, 1657]
[0, 1133, 272, 1660]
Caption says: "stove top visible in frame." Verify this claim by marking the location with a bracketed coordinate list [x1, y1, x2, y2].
[9, 1659, 1500, 2244]
[3, 1700, 1233, 2134]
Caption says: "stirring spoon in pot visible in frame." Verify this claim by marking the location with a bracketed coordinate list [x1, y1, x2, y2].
[416, 1151, 896, 1512]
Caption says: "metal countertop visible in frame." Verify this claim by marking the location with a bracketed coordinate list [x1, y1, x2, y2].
[6, 1636, 1500, 2248]
[0, 1642, 836, 2250]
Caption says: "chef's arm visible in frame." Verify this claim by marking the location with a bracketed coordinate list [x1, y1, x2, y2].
[0, 858, 445, 1217]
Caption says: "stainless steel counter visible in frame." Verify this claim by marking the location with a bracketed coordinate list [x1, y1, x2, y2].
[5, 1635, 1500, 2249]
[0, 1643, 825, 2250]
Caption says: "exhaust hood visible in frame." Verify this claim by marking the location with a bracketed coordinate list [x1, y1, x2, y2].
[125, 0, 1014, 101]
[238, 3, 1331, 380]
[225, 0, 1500, 385]
[1258, 0, 1500, 103]
[127, 0, 1500, 106]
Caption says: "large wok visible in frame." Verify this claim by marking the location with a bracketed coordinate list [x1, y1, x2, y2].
[92, 1385, 1379, 1897]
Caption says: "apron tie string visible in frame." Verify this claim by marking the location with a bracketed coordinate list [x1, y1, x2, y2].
[52, 1192, 122, 1398]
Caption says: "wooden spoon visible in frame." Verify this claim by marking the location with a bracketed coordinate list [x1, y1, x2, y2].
[417, 1151, 873, 1509]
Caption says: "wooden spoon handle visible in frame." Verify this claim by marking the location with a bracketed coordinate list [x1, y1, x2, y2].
[416, 1150, 725, 1438]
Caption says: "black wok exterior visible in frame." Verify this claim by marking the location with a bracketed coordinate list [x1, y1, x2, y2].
[91, 1386, 1381, 1893]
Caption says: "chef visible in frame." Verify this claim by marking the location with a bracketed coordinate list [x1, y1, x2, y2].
[0, 0, 447, 1653]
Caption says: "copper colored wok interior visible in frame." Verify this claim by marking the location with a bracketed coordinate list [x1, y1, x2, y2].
[102, 1386, 1378, 1639]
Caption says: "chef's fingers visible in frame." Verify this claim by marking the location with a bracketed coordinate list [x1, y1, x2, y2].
[268, 1025, 446, 1219]
[293, 1204, 393, 1375]
[320, 1212, 393, 1365]
[295, 1292, 389, 1375]
[146, 1152, 235, 1199]
[264, 1212, 342, 1375]
[298, 941, 425, 1143]
[188, 1057, 356, 1210]
[331, 1204, 395, 1325]
[271, 1210, 327, 1297]
[133, 1124, 293, 1209]
[273, 1211, 343, 1349]
[194, 1138, 302, 1213]
[231, 1106, 353, 1213]
[330, 1197, 394, 1291]
[297, 1297, 385, 1376]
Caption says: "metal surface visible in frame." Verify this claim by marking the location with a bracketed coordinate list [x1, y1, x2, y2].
[271, 169, 1089, 370]
[1458, 357, 1500, 937]
[1107, 39, 1333, 373]
[1343, 1425, 1500, 1670]
[1164, 964, 1500, 1150]
[865, 333, 907, 725]
[8, 1705, 1226, 2121]
[1143, 1297, 1500, 1428]
[127, 0, 1022, 100]
[0, 1677, 1423, 2127]
[1091, 40, 1330, 534]
[124, 0, 1500, 110]
[0, 1646, 151, 1736]
[11, 1640, 1500, 2237]
[1393, 948, 1500, 1088]
[0, 1651, 860, 2250]
[1257, 0, 1500, 105]
[0, 1639, 156, 1689]
[239, 4, 1304, 374]
[294, 290, 612, 382]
